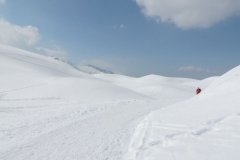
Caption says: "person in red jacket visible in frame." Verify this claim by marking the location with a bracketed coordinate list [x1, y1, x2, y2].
[196, 87, 202, 94]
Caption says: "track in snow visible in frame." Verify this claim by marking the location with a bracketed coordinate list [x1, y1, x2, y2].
[0, 95, 188, 160]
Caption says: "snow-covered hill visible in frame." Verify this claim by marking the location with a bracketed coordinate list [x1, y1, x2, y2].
[94, 74, 209, 100]
[0, 44, 147, 102]
[1, 43, 238, 160]
[125, 65, 240, 160]
[0, 44, 197, 160]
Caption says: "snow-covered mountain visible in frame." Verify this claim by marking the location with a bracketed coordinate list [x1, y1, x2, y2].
[77, 64, 117, 74]
[51, 57, 80, 71]
[1, 43, 239, 160]
[61, 59, 80, 71]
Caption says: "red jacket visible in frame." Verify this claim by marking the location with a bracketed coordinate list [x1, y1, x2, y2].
[196, 88, 201, 94]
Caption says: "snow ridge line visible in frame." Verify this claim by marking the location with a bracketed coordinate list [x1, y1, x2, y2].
[0, 53, 78, 78]
[0, 51, 68, 67]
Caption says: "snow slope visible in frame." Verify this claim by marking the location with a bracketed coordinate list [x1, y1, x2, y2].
[183, 76, 219, 90]
[0, 44, 148, 102]
[0, 44, 154, 160]
[0, 43, 225, 160]
[125, 65, 240, 160]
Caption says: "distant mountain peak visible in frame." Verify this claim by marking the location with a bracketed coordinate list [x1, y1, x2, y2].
[52, 57, 80, 71]
[77, 64, 117, 74]
[86, 64, 114, 74]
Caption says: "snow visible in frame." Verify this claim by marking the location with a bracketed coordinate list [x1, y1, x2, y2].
[1, 43, 239, 160]
[125, 65, 240, 160]
[183, 76, 219, 89]
[93, 74, 198, 100]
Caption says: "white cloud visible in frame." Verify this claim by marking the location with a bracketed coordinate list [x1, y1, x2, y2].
[206, 69, 218, 73]
[0, 0, 5, 4]
[80, 59, 114, 69]
[179, 66, 217, 72]
[119, 24, 126, 29]
[179, 66, 202, 71]
[0, 19, 69, 61]
[0, 19, 40, 47]
[37, 46, 67, 60]
[135, 0, 240, 29]
[114, 24, 126, 29]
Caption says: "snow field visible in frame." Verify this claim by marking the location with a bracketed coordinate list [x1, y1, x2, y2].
[1, 43, 238, 160]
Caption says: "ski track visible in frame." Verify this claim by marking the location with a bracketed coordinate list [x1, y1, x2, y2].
[0, 48, 198, 160]
[0, 92, 188, 160]
[2, 44, 240, 160]
[0, 76, 192, 160]
[127, 111, 240, 160]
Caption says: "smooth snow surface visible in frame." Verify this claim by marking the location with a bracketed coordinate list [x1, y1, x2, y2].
[93, 74, 198, 100]
[1, 43, 238, 160]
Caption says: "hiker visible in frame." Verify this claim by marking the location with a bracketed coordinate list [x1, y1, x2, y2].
[196, 87, 202, 95]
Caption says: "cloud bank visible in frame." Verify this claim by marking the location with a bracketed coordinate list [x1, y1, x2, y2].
[0, 19, 40, 47]
[0, 19, 68, 59]
[135, 0, 240, 29]
[179, 66, 217, 73]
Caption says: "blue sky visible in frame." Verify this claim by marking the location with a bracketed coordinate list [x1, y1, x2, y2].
[0, 0, 240, 79]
